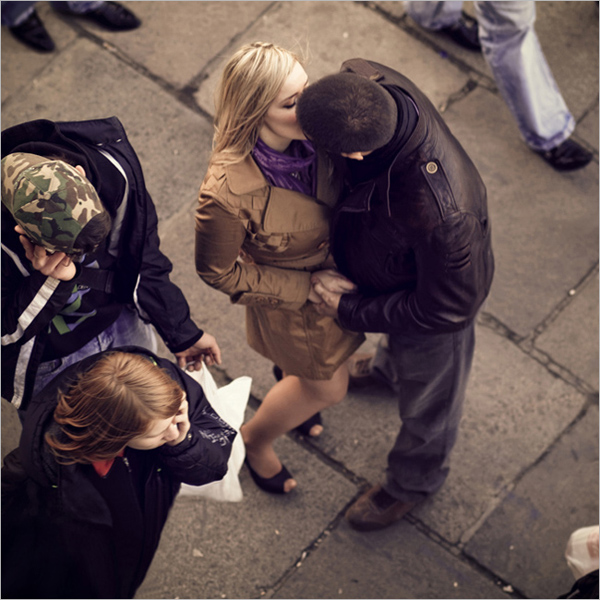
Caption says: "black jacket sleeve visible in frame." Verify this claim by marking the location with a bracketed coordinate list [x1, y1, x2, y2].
[157, 360, 236, 486]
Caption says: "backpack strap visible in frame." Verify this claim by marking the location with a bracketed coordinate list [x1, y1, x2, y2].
[341, 58, 385, 82]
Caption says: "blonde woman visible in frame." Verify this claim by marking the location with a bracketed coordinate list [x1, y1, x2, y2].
[195, 42, 364, 494]
[1, 348, 235, 598]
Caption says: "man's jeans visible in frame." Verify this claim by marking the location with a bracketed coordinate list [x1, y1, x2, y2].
[371, 322, 476, 503]
[405, 1, 575, 151]
[33, 305, 158, 399]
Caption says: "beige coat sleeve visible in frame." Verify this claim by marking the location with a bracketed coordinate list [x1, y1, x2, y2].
[195, 193, 311, 311]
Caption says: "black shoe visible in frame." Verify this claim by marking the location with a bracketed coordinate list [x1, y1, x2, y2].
[272, 365, 323, 437]
[440, 12, 481, 51]
[81, 1, 141, 31]
[8, 10, 55, 52]
[535, 139, 593, 172]
[245, 457, 295, 494]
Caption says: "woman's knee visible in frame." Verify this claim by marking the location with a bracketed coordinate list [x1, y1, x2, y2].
[302, 366, 349, 407]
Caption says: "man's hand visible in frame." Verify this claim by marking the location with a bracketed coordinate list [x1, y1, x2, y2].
[15, 225, 77, 281]
[175, 332, 222, 371]
[166, 397, 191, 446]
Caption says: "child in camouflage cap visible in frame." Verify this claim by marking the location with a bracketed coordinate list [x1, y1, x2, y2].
[1, 152, 111, 258]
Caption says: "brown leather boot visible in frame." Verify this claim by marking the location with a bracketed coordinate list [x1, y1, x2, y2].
[346, 484, 417, 531]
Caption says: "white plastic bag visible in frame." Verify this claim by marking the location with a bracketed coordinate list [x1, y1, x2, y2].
[565, 525, 600, 579]
[178, 364, 251, 502]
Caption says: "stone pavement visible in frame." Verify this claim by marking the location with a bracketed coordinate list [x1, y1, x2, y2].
[1, 1, 598, 598]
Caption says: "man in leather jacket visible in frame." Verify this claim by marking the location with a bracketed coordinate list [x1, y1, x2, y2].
[297, 59, 494, 531]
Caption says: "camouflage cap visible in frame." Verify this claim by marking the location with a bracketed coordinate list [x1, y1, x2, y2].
[1, 152, 104, 255]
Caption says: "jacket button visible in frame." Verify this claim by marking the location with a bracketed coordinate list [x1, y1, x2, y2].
[426, 161, 438, 174]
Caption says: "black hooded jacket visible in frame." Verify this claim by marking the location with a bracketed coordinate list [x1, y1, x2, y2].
[332, 59, 494, 334]
[2, 117, 203, 409]
[1, 347, 235, 599]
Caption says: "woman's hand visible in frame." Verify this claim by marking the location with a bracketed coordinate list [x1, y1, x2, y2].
[310, 269, 357, 294]
[15, 225, 77, 281]
[311, 280, 343, 318]
[167, 397, 191, 446]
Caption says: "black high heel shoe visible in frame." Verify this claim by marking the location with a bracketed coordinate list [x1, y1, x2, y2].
[272, 365, 323, 437]
[244, 457, 295, 494]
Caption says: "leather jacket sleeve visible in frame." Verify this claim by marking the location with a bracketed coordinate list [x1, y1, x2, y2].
[338, 211, 492, 334]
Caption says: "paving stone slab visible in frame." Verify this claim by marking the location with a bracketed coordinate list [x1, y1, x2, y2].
[273, 521, 512, 600]
[578, 103, 599, 151]
[303, 326, 588, 544]
[535, 272, 599, 391]
[442, 86, 599, 338]
[136, 430, 357, 599]
[1, 3, 78, 103]
[464, 405, 599, 600]
[195, 0, 470, 117]
[1, 37, 215, 224]
[73, 1, 272, 89]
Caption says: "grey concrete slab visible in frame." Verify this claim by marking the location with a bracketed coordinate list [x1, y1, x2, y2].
[136, 429, 357, 599]
[535, 1, 600, 121]
[1, 37, 215, 224]
[464, 405, 599, 600]
[274, 521, 512, 600]
[1, 3, 78, 103]
[535, 272, 599, 391]
[578, 102, 600, 152]
[305, 326, 588, 544]
[195, 1, 471, 117]
[71, 1, 272, 89]
[443, 86, 599, 338]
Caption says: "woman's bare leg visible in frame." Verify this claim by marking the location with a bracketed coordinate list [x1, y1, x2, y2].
[241, 363, 349, 493]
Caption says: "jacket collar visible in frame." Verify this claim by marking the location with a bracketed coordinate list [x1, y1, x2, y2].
[225, 149, 339, 207]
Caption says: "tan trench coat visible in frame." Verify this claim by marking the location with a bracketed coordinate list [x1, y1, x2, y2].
[195, 151, 364, 379]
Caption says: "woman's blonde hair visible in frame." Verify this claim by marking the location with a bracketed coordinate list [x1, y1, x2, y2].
[45, 352, 183, 464]
[211, 41, 302, 165]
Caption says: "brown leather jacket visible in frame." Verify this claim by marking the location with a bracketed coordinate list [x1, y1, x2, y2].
[334, 59, 494, 334]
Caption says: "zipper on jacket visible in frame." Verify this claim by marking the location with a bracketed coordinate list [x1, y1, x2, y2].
[122, 455, 131, 472]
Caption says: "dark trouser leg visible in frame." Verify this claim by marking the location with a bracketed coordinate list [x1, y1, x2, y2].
[372, 323, 476, 503]
[1, 2, 36, 27]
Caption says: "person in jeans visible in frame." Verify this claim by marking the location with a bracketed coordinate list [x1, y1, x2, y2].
[405, 1, 593, 171]
[1, 1, 140, 52]
[2, 118, 221, 412]
[297, 59, 494, 530]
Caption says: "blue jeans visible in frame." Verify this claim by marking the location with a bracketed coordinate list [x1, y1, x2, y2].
[371, 323, 476, 503]
[33, 306, 157, 399]
[1, 1, 103, 26]
[405, 1, 575, 151]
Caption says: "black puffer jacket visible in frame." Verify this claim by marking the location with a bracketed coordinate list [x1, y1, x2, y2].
[333, 59, 494, 334]
[1, 347, 235, 599]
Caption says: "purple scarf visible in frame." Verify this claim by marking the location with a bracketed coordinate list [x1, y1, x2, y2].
[252, 138, 318, 196]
